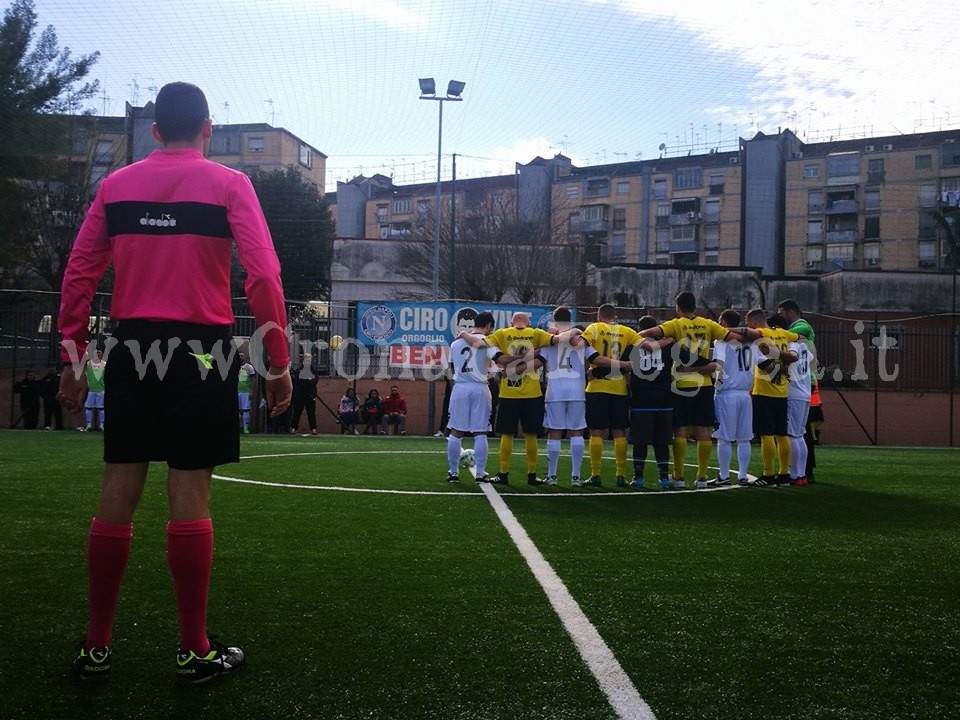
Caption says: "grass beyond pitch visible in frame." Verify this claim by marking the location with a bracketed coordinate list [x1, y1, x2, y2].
[0, 431, 958, 720]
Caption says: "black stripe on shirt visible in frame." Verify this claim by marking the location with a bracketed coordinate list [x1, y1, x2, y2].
[105, 201, 232, 238]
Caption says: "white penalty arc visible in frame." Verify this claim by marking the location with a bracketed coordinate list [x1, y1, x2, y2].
[213, 450, 746, 498]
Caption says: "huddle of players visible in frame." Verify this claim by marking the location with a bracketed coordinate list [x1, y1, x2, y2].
[445, 291, 815, 490]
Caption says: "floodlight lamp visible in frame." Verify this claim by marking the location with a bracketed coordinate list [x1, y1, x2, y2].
[418, 77, 436, 96]
[446, 80, 465, 98]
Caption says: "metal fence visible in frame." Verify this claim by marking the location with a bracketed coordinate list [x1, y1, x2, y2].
[2, 291, 958, 442]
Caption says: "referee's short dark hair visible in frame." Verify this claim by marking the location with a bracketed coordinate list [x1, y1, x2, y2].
[155, 82, 209, 143]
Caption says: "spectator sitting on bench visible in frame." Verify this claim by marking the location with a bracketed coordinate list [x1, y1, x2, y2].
[381, 385, 407, 435]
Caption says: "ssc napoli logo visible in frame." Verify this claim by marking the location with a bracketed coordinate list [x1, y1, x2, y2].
[536, 311, 555, 329]
[361, 305, 397, 342]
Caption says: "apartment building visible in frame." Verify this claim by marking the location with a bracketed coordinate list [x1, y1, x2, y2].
[784, 130, 960, 273]
[125, 103, 326, 191]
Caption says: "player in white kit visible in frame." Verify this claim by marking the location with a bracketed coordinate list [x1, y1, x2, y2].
[445, 311, 496, 483]
[784, 325, 812, 486]
[540, 307, 586, 486]
[710, 309, 755, 487]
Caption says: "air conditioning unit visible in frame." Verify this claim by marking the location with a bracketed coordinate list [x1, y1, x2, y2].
[729, 157, 739, 164]
[687, 211, 697, 219]
[805, 260, 819, 268]
[867, 257, 880, 266]
[864, 145, 875, 152]
[882, 144, 894, 151]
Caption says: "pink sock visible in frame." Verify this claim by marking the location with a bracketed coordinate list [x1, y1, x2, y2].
[167, 519, 214, 655]
[86, 518, 133, 648]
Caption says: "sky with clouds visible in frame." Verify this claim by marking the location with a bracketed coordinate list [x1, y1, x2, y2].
[32, 0, 960, 191]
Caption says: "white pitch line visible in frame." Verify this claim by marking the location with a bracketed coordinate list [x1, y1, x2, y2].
[479, 482, 656, 720]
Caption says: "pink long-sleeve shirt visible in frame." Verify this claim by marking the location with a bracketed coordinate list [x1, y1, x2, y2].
[59, 148, 289, 366]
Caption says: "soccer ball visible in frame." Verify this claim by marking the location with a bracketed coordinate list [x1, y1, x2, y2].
[458, 448, 476, 468]
[329, 335, 344, 350]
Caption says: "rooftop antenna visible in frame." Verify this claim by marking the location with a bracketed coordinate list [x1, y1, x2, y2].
[130, 78, 140, 105]
[100, 87, 110, 116]
[265, 99, 276, 125]
[658, 142, 666, 159]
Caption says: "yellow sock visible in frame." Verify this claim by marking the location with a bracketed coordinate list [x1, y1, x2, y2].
[760, 436, 776, 476]
[672, 437, 687, 479]
[776, 435, 791, 475]
[499, 435, 513, 473]
[589, 435, 603, 476]
[614, 436, 627, 477]
[525, 434, 538, 473]
[697, 440, 712, 480]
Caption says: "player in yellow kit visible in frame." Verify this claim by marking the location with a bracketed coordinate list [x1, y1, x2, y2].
[639, 292, 756, 488]
[745, 309, 799, 486]
[580, 304, 640, 487]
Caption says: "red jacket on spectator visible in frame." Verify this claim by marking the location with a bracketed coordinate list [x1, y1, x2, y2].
[383, 391, 406, 415]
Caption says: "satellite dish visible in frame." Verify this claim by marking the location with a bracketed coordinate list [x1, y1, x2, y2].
[658, 143, 667, 151]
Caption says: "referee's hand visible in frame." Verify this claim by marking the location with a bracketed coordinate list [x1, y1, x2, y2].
[266, 365, 292, 416]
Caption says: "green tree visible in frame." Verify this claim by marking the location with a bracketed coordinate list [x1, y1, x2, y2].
[244, 167, 335, 301]
[0, 0, 100, 286]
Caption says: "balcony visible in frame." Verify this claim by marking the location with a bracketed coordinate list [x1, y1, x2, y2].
[668, 239, 698, 254]
[572, 218, 610, 235]
[670, 212, 701, 225]
[825, 229, 858, 243]
[703, 211, 721, 224]
[824, 199, 858, 214]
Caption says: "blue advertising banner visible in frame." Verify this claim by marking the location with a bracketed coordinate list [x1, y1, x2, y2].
[356, 302, 573, 346]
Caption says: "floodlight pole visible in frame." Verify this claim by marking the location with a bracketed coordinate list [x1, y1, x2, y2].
[420, 80, 463, 435]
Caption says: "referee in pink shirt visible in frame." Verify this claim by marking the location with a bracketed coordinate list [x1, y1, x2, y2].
[58, 82, 292, 685]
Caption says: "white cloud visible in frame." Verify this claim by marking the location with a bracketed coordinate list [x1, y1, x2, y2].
[608, 0, 959, 139]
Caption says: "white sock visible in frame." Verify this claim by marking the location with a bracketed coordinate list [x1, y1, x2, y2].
[570, 435, 585, 477]
[547, 439, 561, 476]
[717, 440, 732, 479]
[447, 435, 462, 475]
[737, 441, 752, 480]
[474, 434, 489, 476]
[790, 436, 807, 478]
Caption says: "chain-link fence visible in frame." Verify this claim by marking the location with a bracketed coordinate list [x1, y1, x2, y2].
[3, 290, 958, 444]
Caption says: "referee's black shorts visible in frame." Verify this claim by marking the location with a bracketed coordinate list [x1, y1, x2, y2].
[104, 320, 241, 470]
[752, 394, 788, 437]
[494, 397, 544, 436]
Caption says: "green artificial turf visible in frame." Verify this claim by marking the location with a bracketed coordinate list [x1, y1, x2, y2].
[1, 431, 958, 719]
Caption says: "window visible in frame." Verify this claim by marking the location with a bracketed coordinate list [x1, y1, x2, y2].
[807, 220, 823, 243]
[299, 143, 312, 168]
[568, 212, 581, 233]
[672, 225, 695, 241]
[71, 132, 88, 155]
[653, 178, 667, 199]
[656, 203, 670, 227]
[612, 208, 626, 231]
[708, 174, 724, 194]
[864, 190, 880, 211]
[703, 251, 718, 266]
[94, 139, 114, 164]
[703, 198, 720, 223]
[703, 226, 719, 249]
[918, 211, 936, 239]
[867, 158, 885, 184]
[375, 204, 388, 222]
[655, 229, 670, 253]
[942, 177, 960, 192]
[803, 164, 820, 178]
[808, 190, 824, 214]
[224, 136, 232, 153]
[492, 193, 504, 207]
[89, 165, 109, 188]
[585, 178, 610, 198]
[864, 243, 881, 266]
[655, 254, 670, 265]
[393, 198, 412, 214]
[942, 144, 960, 167]
[388, 222, 411, 237]
[805, 246, 823, 269]
[826, 243, 855, 264]
[918, 185, 937, 207]
[918, 241, 937, 267]
[565, 185, 578, 199]
[616, 181, 630, 195]
[826, 154, 858, 177]
[864, 216, 880, 239]
[247, 136, 264, 153]
[674, 167, 702, 189]
[416, 200, 431, 219]
[581, 205, 607, 221]
[610, 233, 625, 260]
[915, 154, 932, 170]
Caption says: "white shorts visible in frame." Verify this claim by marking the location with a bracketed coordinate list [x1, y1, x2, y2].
[85, 391, 105, 410]
[447, 382, 492, 433]
[544, 400, 587, 431]
[713, 391, 752, 442]
[237, 392, 251, 411]
[787, 398, 810, 438]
